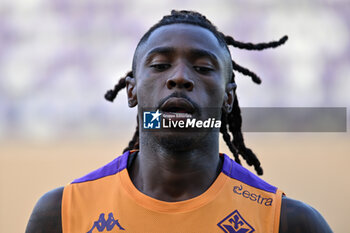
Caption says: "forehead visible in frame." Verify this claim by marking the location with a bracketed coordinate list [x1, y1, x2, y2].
[136, 24, 230, 66]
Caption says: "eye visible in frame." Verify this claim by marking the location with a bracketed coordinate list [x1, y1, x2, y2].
[150, 64, 171, 72]
[193, 66, 214, 74]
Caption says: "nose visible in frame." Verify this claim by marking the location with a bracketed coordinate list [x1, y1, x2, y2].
[166, 63, 194, 91]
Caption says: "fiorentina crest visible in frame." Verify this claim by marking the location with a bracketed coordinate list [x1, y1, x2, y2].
[217, 210, 255, 233]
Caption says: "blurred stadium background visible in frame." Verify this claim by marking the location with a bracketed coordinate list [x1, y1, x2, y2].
[0, 0, 349, 232]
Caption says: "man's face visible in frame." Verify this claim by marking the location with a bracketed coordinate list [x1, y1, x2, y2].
[127, 23, 234, 148]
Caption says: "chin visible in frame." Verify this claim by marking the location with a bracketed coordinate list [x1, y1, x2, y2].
[153, 130, 213, 152]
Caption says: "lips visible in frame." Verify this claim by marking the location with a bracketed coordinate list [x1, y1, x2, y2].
[160, 97, 195, 114]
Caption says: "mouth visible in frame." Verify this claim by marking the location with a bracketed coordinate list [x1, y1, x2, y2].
[160, 97, 196, 114]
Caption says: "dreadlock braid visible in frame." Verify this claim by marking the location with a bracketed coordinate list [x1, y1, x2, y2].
[105, 71, 133, 102]
[105, 10, 287, 176]
[231, 60, 262, 84]
[227, 94, 263, 175]
[225, 34, 288, 85]
[225, 35, 288, 50]
[220, 110, 241, 164]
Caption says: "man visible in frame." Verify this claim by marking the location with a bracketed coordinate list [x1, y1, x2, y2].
[26, 10, 333, 233]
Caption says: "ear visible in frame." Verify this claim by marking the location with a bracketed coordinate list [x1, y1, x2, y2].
[126, 76, 137, 107]
[223, 82, 236, 113]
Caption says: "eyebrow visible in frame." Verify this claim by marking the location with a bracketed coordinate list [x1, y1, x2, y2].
[189, 48, 219, 67]
[145, 46, 219, 67]
[145, 47, 176, 65]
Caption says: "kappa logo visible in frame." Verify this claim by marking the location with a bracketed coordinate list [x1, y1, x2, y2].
[143, 110, 162, 129]
[87, 213, 125, 233]
[217, 210, 255, 233]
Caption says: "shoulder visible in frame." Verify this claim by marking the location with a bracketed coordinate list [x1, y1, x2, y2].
[25, 152, 130, 233]
[26, 187, 64, 233]
[279, 196, 333, 233]
[221, 153, 277, 193]
[71, 151, 129, 184]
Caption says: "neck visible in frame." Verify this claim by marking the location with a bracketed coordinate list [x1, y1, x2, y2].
[129, 131, 222, 202]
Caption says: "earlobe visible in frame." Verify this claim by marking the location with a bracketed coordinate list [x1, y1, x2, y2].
[126, 76, 137, 107]
[223, 82, 236, 113]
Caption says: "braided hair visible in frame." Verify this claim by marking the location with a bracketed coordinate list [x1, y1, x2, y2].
[105, 10, 288, 175]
